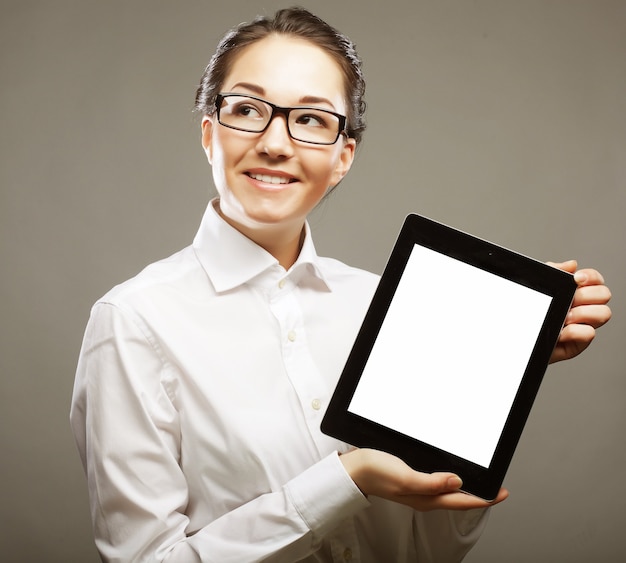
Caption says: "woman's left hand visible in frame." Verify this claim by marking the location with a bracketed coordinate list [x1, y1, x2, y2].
[548, 260, 612, 363]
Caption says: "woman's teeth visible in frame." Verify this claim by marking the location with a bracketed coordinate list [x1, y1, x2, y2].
[249, 173, 291, 185]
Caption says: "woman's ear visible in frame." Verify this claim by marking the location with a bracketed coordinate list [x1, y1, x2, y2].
[330, 136, 356, 188]
[201, 116, 213, 163]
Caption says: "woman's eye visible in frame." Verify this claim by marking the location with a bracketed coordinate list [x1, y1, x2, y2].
[233, 103, 263, 118]
[296, 113, 328, 128]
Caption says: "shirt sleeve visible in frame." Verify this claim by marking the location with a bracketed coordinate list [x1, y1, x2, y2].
[414, 507, 490, 563]
[70, 302, 369, 563]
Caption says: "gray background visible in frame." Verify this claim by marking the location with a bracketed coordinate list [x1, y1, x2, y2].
[1, 1, 624, 561]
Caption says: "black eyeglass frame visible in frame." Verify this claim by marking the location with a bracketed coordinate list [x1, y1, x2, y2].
[214, 93, 349, 145]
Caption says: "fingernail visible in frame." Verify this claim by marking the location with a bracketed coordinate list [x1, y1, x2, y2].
[447, 476, 463, 489]
[574, 271, 588, 284]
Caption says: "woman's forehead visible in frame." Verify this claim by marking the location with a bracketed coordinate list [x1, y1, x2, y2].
[222, 35, 347, 110]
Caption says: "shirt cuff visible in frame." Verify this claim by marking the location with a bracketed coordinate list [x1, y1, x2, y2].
[286, 451, 370, 540]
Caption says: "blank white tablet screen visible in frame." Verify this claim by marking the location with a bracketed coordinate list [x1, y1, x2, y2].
[348, 244, 553, 468]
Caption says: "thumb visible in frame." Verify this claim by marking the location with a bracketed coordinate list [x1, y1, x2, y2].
[410, 472, 463, 496]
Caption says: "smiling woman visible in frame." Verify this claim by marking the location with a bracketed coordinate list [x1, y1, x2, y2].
[69, 6, 611, 563]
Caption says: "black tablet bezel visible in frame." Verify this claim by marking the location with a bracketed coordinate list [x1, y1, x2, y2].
[321, 213, 577, 501]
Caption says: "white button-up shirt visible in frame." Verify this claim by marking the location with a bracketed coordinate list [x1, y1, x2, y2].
[70, 199, 487, 562]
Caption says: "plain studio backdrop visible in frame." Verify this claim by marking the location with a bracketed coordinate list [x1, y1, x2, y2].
[1, 1, 624, 562]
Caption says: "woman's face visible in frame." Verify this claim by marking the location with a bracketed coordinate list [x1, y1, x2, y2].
[201, 35, 356, 240]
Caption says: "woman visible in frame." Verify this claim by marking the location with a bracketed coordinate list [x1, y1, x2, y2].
[70, 7, 611, 562]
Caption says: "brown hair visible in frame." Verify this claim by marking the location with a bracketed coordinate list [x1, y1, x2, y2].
[194, 7, 366, 144]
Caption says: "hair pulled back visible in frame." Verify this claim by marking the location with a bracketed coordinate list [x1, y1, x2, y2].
[194, 7, 366, 144]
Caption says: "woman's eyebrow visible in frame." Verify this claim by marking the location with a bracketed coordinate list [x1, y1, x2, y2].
[229, 82, 265, 95]
[298, 95, 337, 110]
[228, 82, 336, 110]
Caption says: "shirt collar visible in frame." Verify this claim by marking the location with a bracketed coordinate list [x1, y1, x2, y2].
[192, 199, 331, 293]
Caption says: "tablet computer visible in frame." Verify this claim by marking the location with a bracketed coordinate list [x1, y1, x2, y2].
[321, 213, 577, 501]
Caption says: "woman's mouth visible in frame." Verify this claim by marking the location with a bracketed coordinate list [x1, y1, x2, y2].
[246, 172, 297, 185]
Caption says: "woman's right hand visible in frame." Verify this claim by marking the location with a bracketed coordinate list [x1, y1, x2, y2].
[340, 448, 509, 511]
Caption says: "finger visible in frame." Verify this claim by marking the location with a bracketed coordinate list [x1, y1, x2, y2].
[559, 322, 596, 343]
[565, 304, 612, 328]
[551, 322, 598, 362]
[550, 342, 584, 364]
[573, 268, 606, 287]
[546, 259, 577, 274]
[570, 285, 612, 308]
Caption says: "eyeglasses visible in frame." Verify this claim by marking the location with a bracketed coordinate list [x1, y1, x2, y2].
[215, 93, 348, 145]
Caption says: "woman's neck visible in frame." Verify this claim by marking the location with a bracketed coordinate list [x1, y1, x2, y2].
[256, 227, 305, 270]
[214, 201, 305, 270]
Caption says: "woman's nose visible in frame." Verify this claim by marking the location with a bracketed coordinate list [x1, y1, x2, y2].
[256, 115, 295, 158]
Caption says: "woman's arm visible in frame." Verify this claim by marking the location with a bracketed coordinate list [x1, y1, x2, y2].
[70, 302, 369, 563]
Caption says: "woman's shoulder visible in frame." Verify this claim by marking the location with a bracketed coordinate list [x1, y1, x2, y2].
[96, 245, 201, 308]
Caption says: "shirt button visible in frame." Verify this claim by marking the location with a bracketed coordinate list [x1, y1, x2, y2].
[311, 398, 321, 410]
[287, 330, 296, 342]
[343, 547, 353, 561]
[278, 278, 286, 289]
